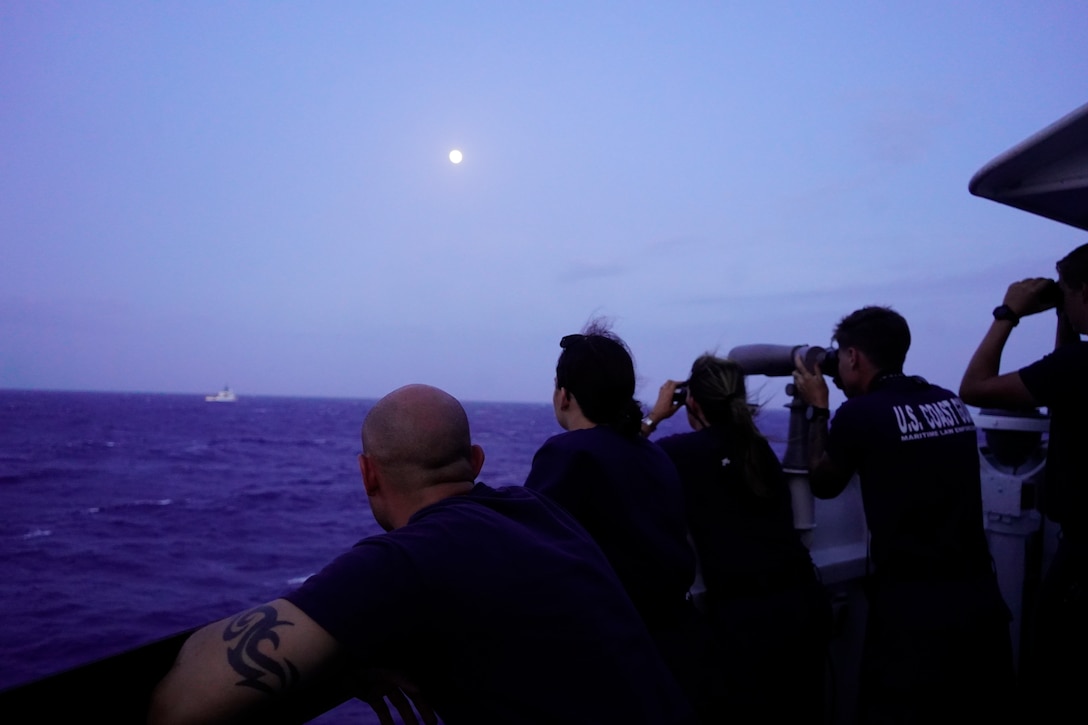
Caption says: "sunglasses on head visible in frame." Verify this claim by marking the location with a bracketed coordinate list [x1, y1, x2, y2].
[560, 334, 585, 349]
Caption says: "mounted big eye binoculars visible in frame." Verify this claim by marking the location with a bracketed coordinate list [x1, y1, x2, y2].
[727, 342, 842, 467]
[726, 343, 838, 546]
[728, 343, 839, 383]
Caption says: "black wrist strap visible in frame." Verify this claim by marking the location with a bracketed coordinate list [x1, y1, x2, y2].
[993, 304, 1020, 326]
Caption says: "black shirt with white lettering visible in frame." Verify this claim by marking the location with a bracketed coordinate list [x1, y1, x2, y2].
[826, 374, 991, 578]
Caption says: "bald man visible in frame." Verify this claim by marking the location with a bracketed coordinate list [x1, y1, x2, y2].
[149, 385, 695, 725]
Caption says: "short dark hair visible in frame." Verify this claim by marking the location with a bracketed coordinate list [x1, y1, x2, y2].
[833, 306, 911, 373]
[1057, 242, 1088, 288]
[555, 320, 642, 436]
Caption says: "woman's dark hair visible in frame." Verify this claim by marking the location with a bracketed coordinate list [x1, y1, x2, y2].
[555, 321, 643, 437]
[687, 354, 773, 497]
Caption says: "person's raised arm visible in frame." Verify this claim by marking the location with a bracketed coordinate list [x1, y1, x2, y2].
[792, 355, 853, 499]
[959, 279, 1051, 408]
[643, 380, 685, 436]
[148, 599, 344, 725]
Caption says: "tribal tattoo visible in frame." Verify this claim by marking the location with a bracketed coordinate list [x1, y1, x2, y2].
[223, 605, 301, 694]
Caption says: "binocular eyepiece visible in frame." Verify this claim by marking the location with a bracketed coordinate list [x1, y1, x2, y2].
[727, 344, 840, 381]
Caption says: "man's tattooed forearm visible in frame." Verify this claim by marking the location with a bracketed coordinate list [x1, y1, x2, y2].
[223, 605, 301, 694]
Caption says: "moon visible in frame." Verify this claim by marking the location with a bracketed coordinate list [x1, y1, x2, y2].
[449, 149, 463, 164]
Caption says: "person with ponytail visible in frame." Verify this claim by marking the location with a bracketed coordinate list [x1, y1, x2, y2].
[647, 354, 831, 722]
[525, 321, 708, 720]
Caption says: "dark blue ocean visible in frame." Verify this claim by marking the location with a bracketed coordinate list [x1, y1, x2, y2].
[0, 389, 791, 722]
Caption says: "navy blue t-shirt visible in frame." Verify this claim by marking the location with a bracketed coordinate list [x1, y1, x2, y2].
[285, 483, 694, 725]
[825, 375, 991, 577]
[1019, 341, 1088, 534]
[523, 426, 696, 627]
[657, 427, 815, 594]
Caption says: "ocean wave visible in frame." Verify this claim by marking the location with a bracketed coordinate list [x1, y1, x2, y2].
[85, 499, 175, 514]
[22, 529, 53, 539]
[213, 436, 338, 449]
[64, 439, 119, 450]
[0, 467, 96, 486]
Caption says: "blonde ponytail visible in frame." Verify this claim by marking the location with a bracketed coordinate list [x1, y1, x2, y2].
[688, 354, 774, 497]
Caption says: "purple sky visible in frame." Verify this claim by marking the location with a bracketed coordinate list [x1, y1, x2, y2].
[2, 2, 1086, 408]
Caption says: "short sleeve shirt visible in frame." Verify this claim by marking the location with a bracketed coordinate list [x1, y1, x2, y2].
[1019, 341, 1088, 533]
[825, 376, 991, 577]
[285, 484, 694, 725]
[523, 426, 696, 625]
[657, 427, 814, 592]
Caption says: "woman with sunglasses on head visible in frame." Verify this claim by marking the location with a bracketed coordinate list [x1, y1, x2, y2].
[524, 321, 709, 721]
[647, 354, 832, 722]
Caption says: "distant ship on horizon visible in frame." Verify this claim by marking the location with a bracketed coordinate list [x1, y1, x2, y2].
[204, 386, 236, 403]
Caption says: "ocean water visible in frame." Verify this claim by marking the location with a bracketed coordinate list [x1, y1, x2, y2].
[0, 389, 791, 722]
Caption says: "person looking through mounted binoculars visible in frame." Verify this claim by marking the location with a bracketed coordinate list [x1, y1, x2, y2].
[791, 305, 1014, 724]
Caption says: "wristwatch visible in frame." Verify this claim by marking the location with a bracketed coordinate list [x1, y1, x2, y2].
[641, 415, 655, 429]
[992, 304, 1020, 326]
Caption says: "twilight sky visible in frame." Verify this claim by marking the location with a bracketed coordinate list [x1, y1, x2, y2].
[2, 2, 1086, 408]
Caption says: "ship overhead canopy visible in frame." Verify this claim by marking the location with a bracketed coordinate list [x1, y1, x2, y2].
[969, 101, 1088, 232]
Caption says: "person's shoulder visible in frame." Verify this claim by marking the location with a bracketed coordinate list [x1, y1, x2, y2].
[1017, 342, 1088, 403]
[537, 429, 571, 449]
[536, 427, 597, 453]
[655, 430, 686, 453]
[1028, 340, 1088, 368]
[656, 429, 709, 454]
[412, 483, 537, 517]
[549, 426, 639, 457]
[529, 429, 598, 473]
[632, 428, 681, 460]
[854, 374, 947, 405]
[568, 425, 614, 443]
[463, 481, 545, 506]
[392, 486, 558, 558]
[915, 379, 959, 400]
[833, 394, 868, 418]
[909, 380, 979, 417]
[1056, 339, 1088, 353]
[408, 483, 596, 554]
[829, 392, 884, 442]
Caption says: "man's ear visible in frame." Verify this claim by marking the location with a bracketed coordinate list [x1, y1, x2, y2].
[557, 387, 572, 410]
[469, 444, 485, 478]
[359, 454, 379, 496]
[845, 347, 861, 370]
